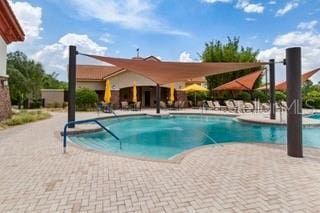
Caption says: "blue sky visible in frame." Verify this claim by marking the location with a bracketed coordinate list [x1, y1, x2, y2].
[8, 0, 320, 82]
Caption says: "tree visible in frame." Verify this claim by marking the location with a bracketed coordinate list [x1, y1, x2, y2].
[7, 51, 67, 108]
[201, 37, 261, 96]
[42, 72, 68, 89]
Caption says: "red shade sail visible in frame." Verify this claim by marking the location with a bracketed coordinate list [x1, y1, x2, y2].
[276, 67, 320, 91]
[83, 54, 266, 85]
[213, 70, 263, 91]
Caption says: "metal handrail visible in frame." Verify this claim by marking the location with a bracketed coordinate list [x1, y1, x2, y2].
[63, 118, 121, 153]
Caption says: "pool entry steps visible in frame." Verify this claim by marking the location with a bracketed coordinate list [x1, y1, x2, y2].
[63, 118, 122, 153]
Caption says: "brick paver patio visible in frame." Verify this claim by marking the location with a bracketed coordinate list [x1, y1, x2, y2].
[1, 111, 320, 212]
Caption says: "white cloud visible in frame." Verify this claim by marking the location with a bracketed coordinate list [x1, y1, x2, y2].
[9, 1, 42, 41]
[297, 20, 318, 31]
[179, 51, 194, 62]
[99, 33, 113, 44]
[258, 25, 320, 82]
[269, 0, 276, 5]
[201, 0, 232, 3]
[236, 0, 264, 13]
[32, 33, 107, 80]
[67, 0, 190, 36]
[276, 1, 299, 16]
[273, 31, 320, 46]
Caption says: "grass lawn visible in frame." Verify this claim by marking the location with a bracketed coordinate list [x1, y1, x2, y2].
[0, 111, 51, 129]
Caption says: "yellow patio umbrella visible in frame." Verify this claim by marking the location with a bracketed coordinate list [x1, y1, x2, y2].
[169, 83, 175, 102]
[104, 80, 111, 104]
[182, 83, 208, 106]
[132, 81, 137, 103]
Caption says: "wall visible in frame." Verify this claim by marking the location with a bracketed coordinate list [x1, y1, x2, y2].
[41, 89, 65, 107]
[76, 81, 105, 90]
[0, 85, 11, 119]
[0, 37, 7, 78]
[107, 71, 186, 90]
[0, 36, 11, 120]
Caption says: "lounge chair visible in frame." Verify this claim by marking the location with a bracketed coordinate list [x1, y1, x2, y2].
[160, 101, 167, 109]
[233, 100, 245, 112]
[134, 101, 141, 111]
[213, 101, 227, 111]
[224, 100, 237, 112]
[173, 101, 180, 110]
[261, 103, 270, 111]
[244, 102, 254, 112]
[206, 100, 215, 110]
[179, 101, 185, 109]
[253, 101, 260, 112]
[280, 101, 288, 110]
[121, 101, 129, 110]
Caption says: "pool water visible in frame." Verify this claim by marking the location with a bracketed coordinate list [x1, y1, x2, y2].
[307, 113, 320, 120]
[69, 115, 320, 159]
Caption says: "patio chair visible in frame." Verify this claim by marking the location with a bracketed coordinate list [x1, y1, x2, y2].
[244, 102, 254, 112]
[179, 101, 185, 109]
[174, 101, 180, 110]
[253, 100, 263, 112]
[261, 103, 270, 111]
[280, 101, 288, 110]
[160, 101, 167, 109]
[224, 100, 237, 112]
[134, 101, 141, 111]
[206, 100, 215, 110]
[213, 101, 227, 111]
[121, 101, 129, 110]
[233, 100, 245, 113]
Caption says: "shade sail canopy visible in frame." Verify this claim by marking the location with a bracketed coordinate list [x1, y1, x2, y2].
[214, 70, 263, 91]
[182, 84, 208, 92]
[276, 67, 320, 91]
[257, 67, 320, 91]
[84, 54, 266, 85]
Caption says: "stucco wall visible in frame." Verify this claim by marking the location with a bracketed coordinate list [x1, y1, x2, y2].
[76, 81, 105, 91]
[76, 71, 187, 91]
[41, 89, 65, 107]
[107, 71, 186, 89]
[0, 36, 7, 77]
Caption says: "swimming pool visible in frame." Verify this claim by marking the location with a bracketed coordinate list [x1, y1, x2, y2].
[307, 113, 320, 120]
[68, 115, 320, 160]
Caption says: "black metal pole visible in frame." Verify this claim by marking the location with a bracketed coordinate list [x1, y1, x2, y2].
[269, 59, 276, 120]
[68, 45, 77, 128]
[286, 47, 303, 158]
[156, 84, 160, 114]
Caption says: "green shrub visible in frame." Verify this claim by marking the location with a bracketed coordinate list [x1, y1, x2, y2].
[75, 88, 98, 111]
[275, 91, 286, 102]
[2, 111, 51, 126]
[252, 90, 268, 103]
[238, 91, 251, 102]
[187, 91, 209, 102]
[303, 90, 320, 109]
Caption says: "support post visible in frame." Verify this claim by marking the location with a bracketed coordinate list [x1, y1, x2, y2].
[156, 84, 160, 114]
[286, 47, 303, 158]
[68, 45, 77, 128]
[269, 59, 276, 120]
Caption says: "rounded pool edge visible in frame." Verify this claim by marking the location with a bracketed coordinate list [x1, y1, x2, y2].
[65, 113, 320, 162]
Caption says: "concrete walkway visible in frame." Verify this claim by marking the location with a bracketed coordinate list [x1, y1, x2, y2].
[1, 111, 320, 212]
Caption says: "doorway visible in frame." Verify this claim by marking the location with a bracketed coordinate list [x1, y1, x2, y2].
[144, 91, 151, 107]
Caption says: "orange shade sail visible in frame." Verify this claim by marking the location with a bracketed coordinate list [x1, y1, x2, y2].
[213, 70, 263, 91]
[83, 54, 266, 85]
[275, 67, 320, 91]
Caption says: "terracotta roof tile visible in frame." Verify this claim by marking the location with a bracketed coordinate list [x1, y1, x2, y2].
[76, 65, 121, 81]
